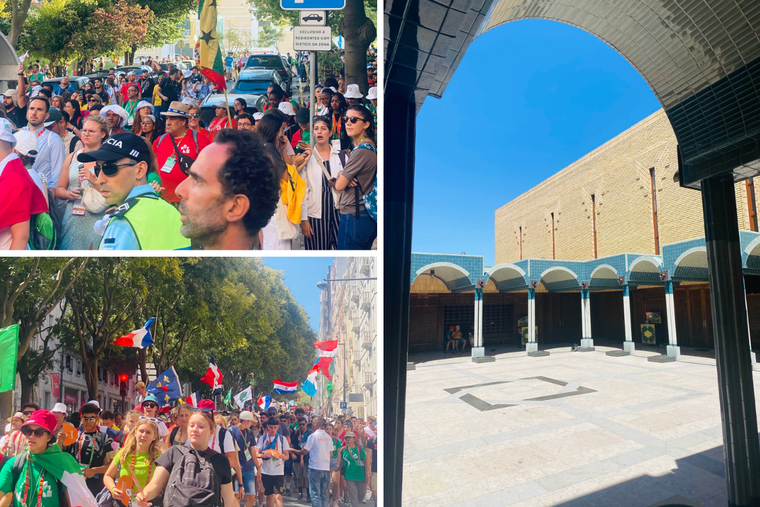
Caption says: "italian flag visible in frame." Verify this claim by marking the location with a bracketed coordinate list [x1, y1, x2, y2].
[197, 0, 226, 90]
[29, 446, 97, 507]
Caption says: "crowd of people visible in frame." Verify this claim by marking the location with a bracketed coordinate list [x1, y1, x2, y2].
[0, 393, 377, 507]
[1, 50, 378, 251]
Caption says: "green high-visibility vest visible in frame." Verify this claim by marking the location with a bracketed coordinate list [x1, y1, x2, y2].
[100, 193, 190, 250]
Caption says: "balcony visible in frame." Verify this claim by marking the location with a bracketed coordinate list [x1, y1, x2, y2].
[352, 316, 362, 332]
[362, 331, 373, 349]
[359, 258, 371, 276]
[363, 372, 373, 388]
[350, 289, 360, 303]
[360, 290, 372, 310]
[352, 349, 361, 365]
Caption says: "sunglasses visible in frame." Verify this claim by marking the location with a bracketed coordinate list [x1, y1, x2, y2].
[191, 113, 200, 118]
[139, 416, 160, 423]
[95, 161, 138, 177]
[190, 408, 214, 413]
[83, 416, 97, 422]
[22, 410, 35, 416]
[343, 116, 365, 125]
[20, 427, 49, 438]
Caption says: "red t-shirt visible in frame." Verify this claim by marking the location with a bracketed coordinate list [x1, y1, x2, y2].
[120, 81, 142, 99]
[208, 117, 237, 141]
[153, 131, 211, 203]
[0, 158, 48, 237]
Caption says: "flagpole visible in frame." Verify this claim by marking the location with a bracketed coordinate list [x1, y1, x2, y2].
[223, 86, 233, 127]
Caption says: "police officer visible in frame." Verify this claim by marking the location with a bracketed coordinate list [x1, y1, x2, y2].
[80, 132, 190, 250]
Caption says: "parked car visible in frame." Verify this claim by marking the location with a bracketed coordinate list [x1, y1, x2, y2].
[199, 93, 267, 126]
[244, 53, 291, 91]
[232, 69, 287, 95]
[43, 76, 90, 91]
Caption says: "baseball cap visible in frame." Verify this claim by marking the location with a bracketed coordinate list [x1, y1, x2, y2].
[0, 119, 15, 146]
[240, 411, 254, 421]
[77, 132, 151, 164]
[14, 130, 38, 157]
[278, 102, 295, 116]
[3, 89, 16, 98]
[44, 108, 63, 127]
[295, 108, 309, 124]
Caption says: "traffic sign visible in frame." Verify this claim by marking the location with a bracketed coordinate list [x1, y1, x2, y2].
[299, 10, 327, 26]
[340, 402, 347, 409]
[294, 27, 332, 51]
[281, 0, 344, 11]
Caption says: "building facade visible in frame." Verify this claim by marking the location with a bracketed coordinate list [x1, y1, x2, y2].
[409, 111, 760, 359]
[317, 258, 377, 420]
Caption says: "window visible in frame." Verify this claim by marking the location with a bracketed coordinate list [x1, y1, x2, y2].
[518, 226, 523, 260]
[591, 194, 598, 259]
[747, 179, 758, 232]
[650, 168, 660, 254]
[76, 360, 81, 376]
[66, 355, 73, 374]
[550, 212, 556, 260]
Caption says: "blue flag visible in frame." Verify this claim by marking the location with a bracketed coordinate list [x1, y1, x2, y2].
[146, 366, 182, 406]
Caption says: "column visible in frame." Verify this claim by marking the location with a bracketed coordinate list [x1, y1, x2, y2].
[623, 285, 635, 354]
[743, 281, 757, 370]
[580, 288, 594, 349]
[702, 175, 760, 503]
[384, 94, 415, 507]
[472, 288, 485, 358]
[526, 288, 537, 353]
[664, 281, 680, 358]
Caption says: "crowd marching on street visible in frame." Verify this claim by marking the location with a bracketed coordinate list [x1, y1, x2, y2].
[1, 47, 378, 251]
[0, 391, 377, 507]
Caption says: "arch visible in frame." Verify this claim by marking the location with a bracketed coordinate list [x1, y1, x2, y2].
[745, 236, 760, 271]
[673, 247, 709, 282]
[0, 33, 18, 86]
[589, 264, 620, 289]
[413, 262, 474, 293]
[538, 266, 580, 292]
[628, 255, 663, 285]
[484, 263, 528, 292]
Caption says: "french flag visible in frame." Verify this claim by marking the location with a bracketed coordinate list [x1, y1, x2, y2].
[257, 395, 271, 410]
[185, 391, 200, 407]
[113, 318, 155, 348]
[273, 380, 297, 394]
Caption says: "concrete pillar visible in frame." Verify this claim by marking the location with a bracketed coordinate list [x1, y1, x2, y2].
[623, 285, 635, 354]
[526, 288, 537, 353]
[472, 288, 484, 358]
[579, 288, 595, 350]
[665, 281, 680, 359]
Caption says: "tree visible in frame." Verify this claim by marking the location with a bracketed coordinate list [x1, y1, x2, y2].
[0, 258, 87, 420]
[246, 0, 376, 93]
[18, 0, 84, 69]
[8, 0, 32, 47]
[63, 258, 146, 400]
[127, 0, 194, 64]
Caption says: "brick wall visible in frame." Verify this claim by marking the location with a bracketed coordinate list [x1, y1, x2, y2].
[495, 110, 760, 264]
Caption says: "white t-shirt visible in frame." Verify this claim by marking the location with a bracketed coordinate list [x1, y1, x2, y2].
[185, 424, 233, 454]
[256, 433, 290, 476]
[304, 429, 332, 471]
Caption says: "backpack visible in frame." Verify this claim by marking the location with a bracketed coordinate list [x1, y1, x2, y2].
[351, 143, 377, 222]
[12, 452, 69, 507]
[69, 135, 81, 154]
[163, 447, 222, 507]
[28, 188, 63, 250]
[217, 427, 228, 454]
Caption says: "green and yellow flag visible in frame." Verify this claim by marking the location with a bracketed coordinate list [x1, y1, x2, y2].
[197, 0, 226, 90]
[0, 324, 19, 392]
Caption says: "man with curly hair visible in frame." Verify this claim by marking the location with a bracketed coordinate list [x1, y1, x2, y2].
[175, 129, 280, 250]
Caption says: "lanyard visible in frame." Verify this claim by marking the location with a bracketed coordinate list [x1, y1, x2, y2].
[345, 446, 362, 466]
[77, 432, 96, 468]
[21, 456, 44, 507]
[210, 428, 217, 451]
[173, 427, 183, 446]
[130, 452, 153, 489]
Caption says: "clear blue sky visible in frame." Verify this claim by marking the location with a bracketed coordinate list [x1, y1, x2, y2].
[413, 19, 662, 266]
[262, 257, 335, 332]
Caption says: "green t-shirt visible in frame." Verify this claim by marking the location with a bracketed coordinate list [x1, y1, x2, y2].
[341, 446, 366, 482]
[331, 437, 341, 459]
[112, 450, 154, 490]
[0, 454, 63, 507]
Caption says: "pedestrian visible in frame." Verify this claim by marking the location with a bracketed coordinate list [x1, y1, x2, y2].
[227, 411, 261, 507]
[299, 416, 332, 507]
[139, 114, 164, 145]
[334, 105, 376, 250]
[55, 114, 108, 250]
[175, 128, 279, 250]
[157, 68, 182, 114]
[64, 99, 83, 132]
[343, 84, 363, 107]
[236, 113, 254, 131]
[82, 132, 189, 250]
[69, 403, 113, 496]
[20, 95, 66, 190]
[366, 430, 377, 504]
[336, 431, 368, 507]
[325, 424, 342, 507]
[168, 404, 192, 446]
[154, 101, 210, 203]
[135, 382, 147, 405]
[187, 103, 210, 138]
[102, 417, 163, 506]
[208, 101, 237, 141]
[0, 412, 26, 457]
[0, 121, 48, 250]
[224, 52, 235, 81]
[130, 100, 154, 136]
[233, 97, 247, 119]
[91, 77, 109, 105]
[256, 417, 292, 507]
[366, 87, 377, 126]
[139, 395, 170, 439]
[288, 417, 311, 501]
[135, 409, 238, 507]
[101, 104, 129, 136]
[289, 107, 310, 148]
[122, 84, 140, 127]
[0, 410, 96, 507]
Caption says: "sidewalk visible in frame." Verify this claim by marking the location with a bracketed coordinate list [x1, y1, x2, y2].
[403, 344, 760, 507]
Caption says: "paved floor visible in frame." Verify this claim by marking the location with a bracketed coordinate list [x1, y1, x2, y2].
[403, 344, 760, 507]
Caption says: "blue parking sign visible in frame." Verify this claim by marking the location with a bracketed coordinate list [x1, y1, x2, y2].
[281, 0, 344, 10]
[340, 402, 347, 409]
